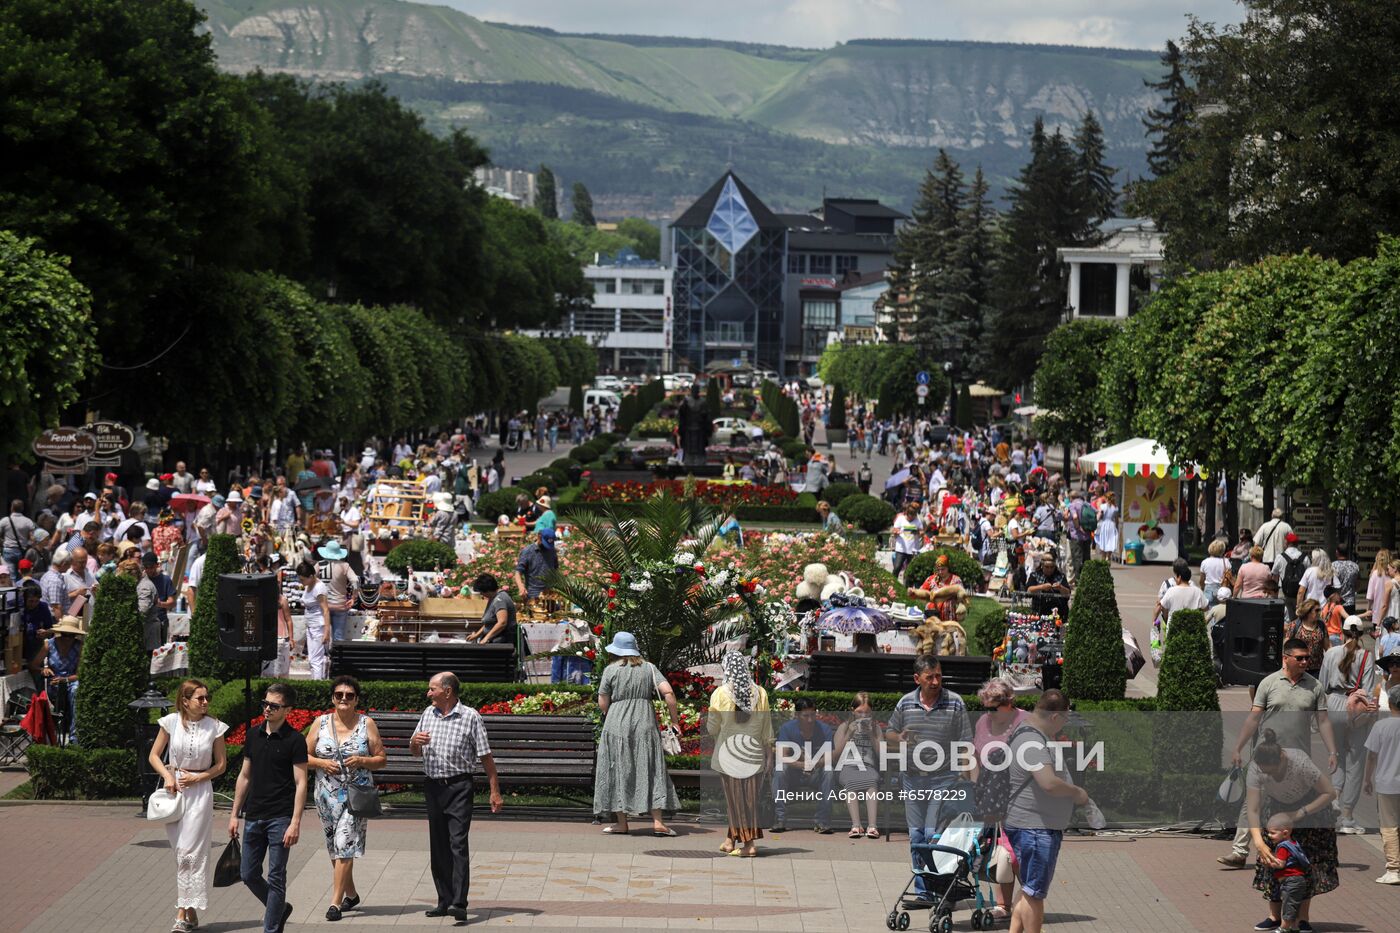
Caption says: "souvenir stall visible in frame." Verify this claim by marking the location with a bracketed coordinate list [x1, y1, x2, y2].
[1078, 438, 1207, 564]
[992, 606, 1065, 691]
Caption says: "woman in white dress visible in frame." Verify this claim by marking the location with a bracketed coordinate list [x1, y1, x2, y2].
[298, 560, 332, 680]
[1094, 491, 1120, 561]
[149, 679, 228, 933]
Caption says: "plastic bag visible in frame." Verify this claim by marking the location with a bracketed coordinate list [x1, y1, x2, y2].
[213, 836, 241, 888]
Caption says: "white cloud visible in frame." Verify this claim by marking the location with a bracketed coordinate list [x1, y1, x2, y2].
[431, 0, 1244, 50]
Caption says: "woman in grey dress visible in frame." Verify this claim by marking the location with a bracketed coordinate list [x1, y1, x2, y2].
[593, 631, 680, 835]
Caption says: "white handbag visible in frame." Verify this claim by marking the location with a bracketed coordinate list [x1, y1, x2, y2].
[146, 786, 186, 824]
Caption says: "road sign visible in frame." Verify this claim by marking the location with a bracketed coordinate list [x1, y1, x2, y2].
[915, 385, 930, 398]
[916, 371, 931, 385]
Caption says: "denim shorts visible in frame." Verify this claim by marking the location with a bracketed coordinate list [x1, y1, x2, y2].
[1005, 827, 1063, 899]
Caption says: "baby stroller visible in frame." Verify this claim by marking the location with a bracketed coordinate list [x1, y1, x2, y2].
[886, 811, 998, 933]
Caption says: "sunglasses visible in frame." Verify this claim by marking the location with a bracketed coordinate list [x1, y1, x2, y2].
[190, 695, 210, 703]
[332, 691, 357, 701]
[1285, 654, 1310, 662]
[261, 701, 285, 711]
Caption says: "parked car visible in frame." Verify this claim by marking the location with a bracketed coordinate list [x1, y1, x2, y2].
[663, 373, 696, 391]
[593, 375, 623, 392]
[711, 417, 759, 445]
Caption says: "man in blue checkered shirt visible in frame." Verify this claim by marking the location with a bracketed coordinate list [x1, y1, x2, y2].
[410, 672, 502, 922]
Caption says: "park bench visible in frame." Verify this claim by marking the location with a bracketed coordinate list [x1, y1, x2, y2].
[330, 641, 516, 683]
[805, 651, 995, 695]
[372, 711, 595, 797]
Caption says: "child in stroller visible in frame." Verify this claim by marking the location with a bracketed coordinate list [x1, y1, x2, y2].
[886, 802, 1000, 933]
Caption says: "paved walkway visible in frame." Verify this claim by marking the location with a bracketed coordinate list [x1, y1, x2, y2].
[3, 806, 1394, 933]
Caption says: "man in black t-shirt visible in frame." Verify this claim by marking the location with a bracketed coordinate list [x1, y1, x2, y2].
[229, 684, 308, 933]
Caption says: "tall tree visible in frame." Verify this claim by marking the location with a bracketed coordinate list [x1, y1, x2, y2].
[985, 119, 1081, 381]
[881, 149, 970, 351]
[1073, 111, 1118, 231]
[956, 166, 995, 378]
[1142, 40, 1190, 179]
[572, 181, 596, 227]
[536, 164, 558, 219]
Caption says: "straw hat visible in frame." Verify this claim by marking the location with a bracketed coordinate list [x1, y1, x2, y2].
[51, 615, 87, 638]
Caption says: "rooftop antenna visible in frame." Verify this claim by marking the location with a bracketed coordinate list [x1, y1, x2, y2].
[726, 142, 734, 170]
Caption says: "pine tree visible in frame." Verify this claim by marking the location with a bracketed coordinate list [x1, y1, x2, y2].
[571, 182, 595, 227]
[956, 166, 994, 377]
[1073, 110, 1117, 233]
[536, 165, 558, 219]
[881, 168, 937, 343]
[1143, 41, 1190, 179]
[885, 149, 971, 353]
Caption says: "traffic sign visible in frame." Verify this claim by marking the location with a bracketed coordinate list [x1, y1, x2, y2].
[915, 385, 930, 398]
[916, 371, 931, 385]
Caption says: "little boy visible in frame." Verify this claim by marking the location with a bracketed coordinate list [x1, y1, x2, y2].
[1266, 813, 1312, 932]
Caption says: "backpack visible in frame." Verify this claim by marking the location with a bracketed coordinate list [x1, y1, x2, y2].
[1276, 838, 1311, 871]
[1078, 502, 1098, 533]
[1280, 552, 1306, 599]
[974, 725, 1039, 823]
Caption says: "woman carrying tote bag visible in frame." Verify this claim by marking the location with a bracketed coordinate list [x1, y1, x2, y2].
[304, 675, 387, 922]
[148, 679, 228, 933]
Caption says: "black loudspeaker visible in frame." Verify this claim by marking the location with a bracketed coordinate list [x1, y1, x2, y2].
[217, 573, 279, 662]
[1221, 598, 1285, 686]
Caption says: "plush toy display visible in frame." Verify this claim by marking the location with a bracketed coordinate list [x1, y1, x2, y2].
[912, 616, 968, 656]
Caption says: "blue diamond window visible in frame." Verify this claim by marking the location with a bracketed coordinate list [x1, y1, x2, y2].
[705, 177, 759, 255]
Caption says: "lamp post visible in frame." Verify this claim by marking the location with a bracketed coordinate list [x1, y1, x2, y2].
[129, 682, 173, 809]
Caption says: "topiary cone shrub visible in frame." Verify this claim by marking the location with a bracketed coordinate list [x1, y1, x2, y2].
[73, 572, 148, 750]
[828, 384, 847, 430]
[1061, 559, 1127, 700]
[837, 494, 896, 534]
[1152, 608, 1224, 777]
[187, 534, 246, 683]
[705, 377, 722, 418]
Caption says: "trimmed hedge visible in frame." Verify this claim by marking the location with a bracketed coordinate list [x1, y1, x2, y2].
[967, 597, 1009, 657]
[188, 534, 245, 682]
[74, 572, 148, 750]
[520, 471, 562, 494]
[821, 482, 861, 509]
[1152, 608, 1223, 776]
[1061, 559, 1128, 701]
[838, 494, 896, 534]
[384, 538, 459, 575]
[476, 486, 528, 523]
[903, 547, 985, 593]
[560, 492, 821, 524]
[27, 745, 137, 799]
[780, 438, 809, 461]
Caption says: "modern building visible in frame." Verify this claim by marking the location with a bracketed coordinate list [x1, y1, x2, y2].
[670, 173, 788, 374]
[1057, 218, 1165, 320]
[521, 249, 672, 374]
[671, 173, 903, 376]
[473, 166, 537, 208]
[780, 199, 903, 372]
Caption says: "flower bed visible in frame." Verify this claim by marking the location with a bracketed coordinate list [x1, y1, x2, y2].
[635, 417, 677, 437]
[582, 479, 798, 509]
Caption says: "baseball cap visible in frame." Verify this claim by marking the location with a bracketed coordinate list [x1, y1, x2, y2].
[140, 551, 159, 566]
[104, 472, 118, 483]
[1285, 532, 1299, 544]
[18, 558, 33, 571]
[1341, 615, 1366, 635]
[83, 492, 97, 500]
[160, 473, 174, 482]
[145, 478, 160, 491]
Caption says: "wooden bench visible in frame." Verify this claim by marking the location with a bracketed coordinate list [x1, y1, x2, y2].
[330, 641, 517, 683]
[372, 711, 595, 793]
[805, 651, 995, 695]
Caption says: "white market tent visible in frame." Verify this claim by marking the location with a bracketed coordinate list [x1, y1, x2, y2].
[1078, 437, 1208, 480]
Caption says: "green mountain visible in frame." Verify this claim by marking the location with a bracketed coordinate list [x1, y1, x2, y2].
[199, 0, 1163, 215]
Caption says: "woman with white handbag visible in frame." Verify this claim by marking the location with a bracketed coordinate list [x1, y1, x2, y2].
[148, 679, 228, 933]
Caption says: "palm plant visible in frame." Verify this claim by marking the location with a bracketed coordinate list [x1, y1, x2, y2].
[546, 493, 745, 673]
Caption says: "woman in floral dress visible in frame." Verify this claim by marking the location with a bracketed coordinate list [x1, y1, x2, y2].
[305, 676, 386, 922]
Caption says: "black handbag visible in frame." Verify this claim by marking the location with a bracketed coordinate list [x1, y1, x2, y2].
[213, 836, 241, 887]
[331, 714, 382, 818]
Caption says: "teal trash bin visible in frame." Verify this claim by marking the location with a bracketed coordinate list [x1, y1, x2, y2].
[1124, 541, 1145, 565]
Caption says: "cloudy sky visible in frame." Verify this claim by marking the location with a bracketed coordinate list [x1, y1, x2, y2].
[432, 0, 1244, 51]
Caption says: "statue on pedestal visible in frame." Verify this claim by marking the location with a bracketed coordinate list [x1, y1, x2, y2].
[676, 382, 713, 468]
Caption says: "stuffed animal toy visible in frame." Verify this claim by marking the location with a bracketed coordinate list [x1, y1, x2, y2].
[912, 616, 969, 656]
[796, 563, 830, 602]
[929, 583, 970, 622]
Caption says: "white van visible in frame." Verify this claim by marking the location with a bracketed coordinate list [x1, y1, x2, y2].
[593, 375, 623, 392]
[584, 389, 621, 410]
[662, 373, 695, 391]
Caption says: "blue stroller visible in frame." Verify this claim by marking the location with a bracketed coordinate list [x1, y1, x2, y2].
[886, 811, 999, 932]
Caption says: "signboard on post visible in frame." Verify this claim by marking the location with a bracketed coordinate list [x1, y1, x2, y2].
[916, 371, 931, 385]
[915, 384, 930, 398]
[83, 420, 136, 468]
[32, 427, 98, 475]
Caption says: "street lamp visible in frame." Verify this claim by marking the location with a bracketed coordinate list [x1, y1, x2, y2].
[129, 682, 173, 808]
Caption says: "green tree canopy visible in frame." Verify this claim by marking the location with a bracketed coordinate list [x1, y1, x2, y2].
[536, 164, 558, 219]
[1031, 319, 1117, 452]
[571, 181, 596, 226]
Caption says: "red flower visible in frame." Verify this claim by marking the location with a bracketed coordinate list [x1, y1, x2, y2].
[772, 659, 785, 672]
[610, 572, 621, 583]
[608, 600, 616, 609]
[592, 624, 604, 636]
[607, 588, 617, 597]
[585, 649, 597, 660]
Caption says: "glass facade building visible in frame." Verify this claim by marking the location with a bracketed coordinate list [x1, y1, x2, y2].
[671, 173, 788, 375]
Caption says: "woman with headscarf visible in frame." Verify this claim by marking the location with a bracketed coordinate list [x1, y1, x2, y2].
[706, 651, 774, 857]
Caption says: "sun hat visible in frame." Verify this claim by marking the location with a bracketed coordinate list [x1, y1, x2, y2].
[605, 631, 641, 657]
[537, 494, 553, 509]
[145, 478, 160, 491]
[539, 527, 556, 550]
[1377, 652, 1400, 671]
[432, 492, 455, 511]
[317, 539, 349, 561]
[116, 540, 139, 557]
[1216, 586, 1233, 601]
[226, 490, 244, 504]
[250, 485, 263, 500]
[211, 495, 225, 508]
[51, 616, 87, 638]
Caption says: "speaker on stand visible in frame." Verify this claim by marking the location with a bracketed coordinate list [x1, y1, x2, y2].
[217, 572, 280, 725]
[1220, 598, 1285, 687]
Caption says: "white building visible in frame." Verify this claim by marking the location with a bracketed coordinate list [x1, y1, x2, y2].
[532, 250, 673, 374]
[1058, 218, 1165, 320]
[473, 166, 537, 208]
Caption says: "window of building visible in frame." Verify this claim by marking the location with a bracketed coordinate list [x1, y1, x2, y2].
[1078, 263, 1117, 316]
[619, 349, 665, 373]
[624, 280, 665, 295]
[808, 254, 833, 274]
[835, 254, 859, 273]
[803, 300, 837, 329]
[788, 253, 806, 274]
[592, 279, 617, 295]
[573, 308, 617, 332]
[705, 321, 753, 344]
[802, 329, 830, 357]
[619, 309, 664, 333]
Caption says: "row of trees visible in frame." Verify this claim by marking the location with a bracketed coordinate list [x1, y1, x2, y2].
[1032, 239, 1400, 533]
[881, 111, 1118, 384]
[1, 0, 593, 453]
[816, 343, 950, 419]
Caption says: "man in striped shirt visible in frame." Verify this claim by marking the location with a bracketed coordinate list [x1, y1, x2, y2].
[410, 672, 502, 921]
